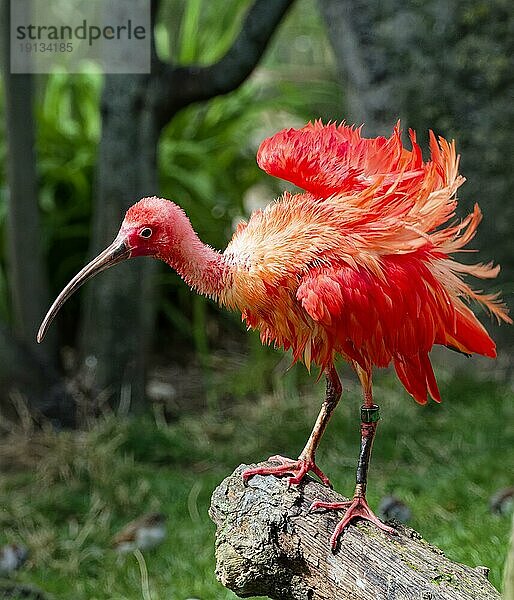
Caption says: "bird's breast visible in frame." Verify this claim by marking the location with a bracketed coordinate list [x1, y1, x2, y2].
[220, 263, 288, 313]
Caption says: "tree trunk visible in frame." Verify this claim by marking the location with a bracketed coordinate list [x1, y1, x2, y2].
[317, 0, 405, 136]
[210, 463, 500, 600]
[79, 74, 159, 412]
[0, 0, 56, 358]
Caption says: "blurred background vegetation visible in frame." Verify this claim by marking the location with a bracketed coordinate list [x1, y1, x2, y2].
[0, 0, 512, 598]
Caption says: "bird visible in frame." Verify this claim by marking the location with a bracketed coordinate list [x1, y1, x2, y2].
[37, 121, 510, 549]
[111, 512, 167, 553]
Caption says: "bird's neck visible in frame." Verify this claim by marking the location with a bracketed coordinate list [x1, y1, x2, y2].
[161, 229, 230, 300]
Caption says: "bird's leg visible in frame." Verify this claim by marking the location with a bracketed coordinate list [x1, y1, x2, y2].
[310, 367, 396, 549]
[243, 364, 342, 487]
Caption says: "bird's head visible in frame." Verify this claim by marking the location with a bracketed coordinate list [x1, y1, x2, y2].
[119, 196, 190, 258]
[37, 196, 187, 343]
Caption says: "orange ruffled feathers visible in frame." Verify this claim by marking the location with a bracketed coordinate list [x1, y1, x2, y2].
[224, 121, 511, 404]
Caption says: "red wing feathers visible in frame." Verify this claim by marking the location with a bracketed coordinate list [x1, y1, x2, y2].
[246, 121, 510, 403]
[257, 120, 427, 198]
[296, 254, 497, 405]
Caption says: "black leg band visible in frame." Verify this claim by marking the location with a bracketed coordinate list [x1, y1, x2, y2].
[361, 404, 380, 423]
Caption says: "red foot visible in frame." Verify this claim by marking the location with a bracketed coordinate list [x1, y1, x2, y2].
[242, 455, 332, 487]
[310, 495, 397, 549]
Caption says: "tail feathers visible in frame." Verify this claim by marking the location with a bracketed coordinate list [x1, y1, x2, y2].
[394, 352, 441, 405]
[444, 305, 497, 358]
[394, 306, 499, 404]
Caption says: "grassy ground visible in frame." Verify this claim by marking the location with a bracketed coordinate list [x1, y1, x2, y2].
[0, 365, 512, 599]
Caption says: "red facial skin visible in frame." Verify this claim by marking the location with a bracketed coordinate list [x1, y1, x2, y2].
[120, 225, 160, 258]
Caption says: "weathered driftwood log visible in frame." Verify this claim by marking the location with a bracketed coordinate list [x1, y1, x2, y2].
[209, 463, 500, 600]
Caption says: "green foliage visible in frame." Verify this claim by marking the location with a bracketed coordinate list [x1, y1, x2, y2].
[156, 0, 253, 65]
[0, 373, 511, 597]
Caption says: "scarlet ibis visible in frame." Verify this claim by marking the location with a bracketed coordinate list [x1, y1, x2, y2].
[37, 121, 510, 548]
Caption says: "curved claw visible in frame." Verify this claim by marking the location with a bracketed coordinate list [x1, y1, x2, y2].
[242, 455, 332, 488]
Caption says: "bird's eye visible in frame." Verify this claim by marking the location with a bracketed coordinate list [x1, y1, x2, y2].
[139, 227, 153, 239]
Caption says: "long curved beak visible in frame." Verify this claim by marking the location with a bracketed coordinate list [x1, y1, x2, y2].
[37, 236, 131, 343]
